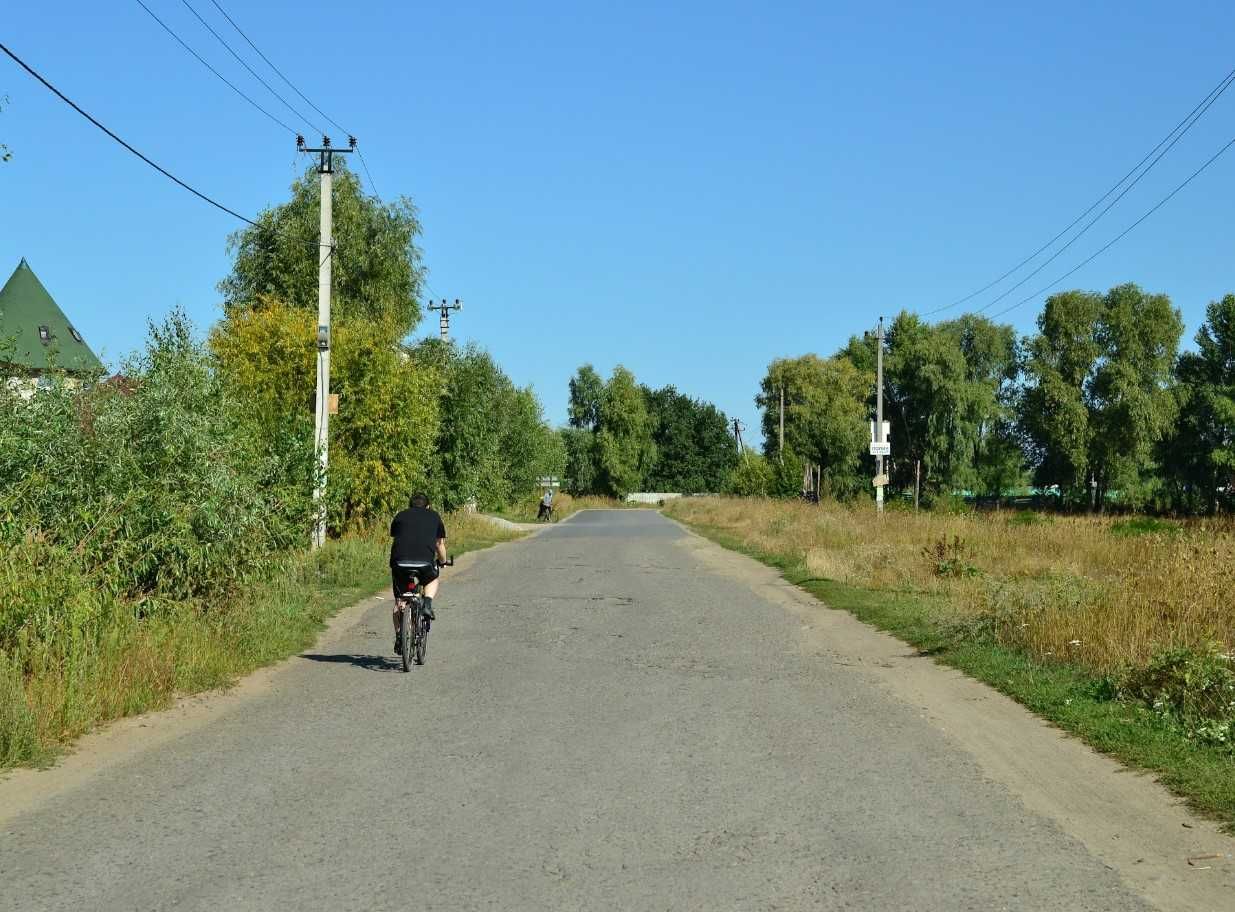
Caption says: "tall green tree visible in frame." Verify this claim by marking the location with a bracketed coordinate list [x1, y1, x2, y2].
[409, 340, 557, 511]
[595, 366, 656, 498]
[641, 385, 736, 493]
[757, 354, 869, 499]
[219, 163, 424, 332]
[561, 426, 598, 495]
[1022, 285, 1182, 507]
[1020, 290, 1103, 501]
[568, 364, 604, 430]
[1162, 294, 1235, 513]
[1089, 284, 1182, 506]
[939, 314, 1025, 498]
[881, 313, 975, 495]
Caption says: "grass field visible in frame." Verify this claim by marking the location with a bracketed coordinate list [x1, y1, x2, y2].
[0, 513, 518, 770]
[666, 496, 1235, 827]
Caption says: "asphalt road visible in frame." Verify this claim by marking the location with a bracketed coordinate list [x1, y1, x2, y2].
[0, 511, 1166, 910]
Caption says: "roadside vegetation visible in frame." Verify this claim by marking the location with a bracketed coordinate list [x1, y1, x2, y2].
[747, 287, 1235, 515]
[0, 163, 548, 769]
[668, 496, 1235, 826]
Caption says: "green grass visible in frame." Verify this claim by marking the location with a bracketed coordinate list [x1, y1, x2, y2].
[1110, 517, 1181, 537]
[681, 518, 1235, 830]
[1, 515, 519, 771]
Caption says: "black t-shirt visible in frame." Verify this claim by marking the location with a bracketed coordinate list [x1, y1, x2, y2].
[389, 507, 447, 564]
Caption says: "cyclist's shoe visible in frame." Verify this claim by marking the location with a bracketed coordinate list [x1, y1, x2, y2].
[422, 597, 436, 620]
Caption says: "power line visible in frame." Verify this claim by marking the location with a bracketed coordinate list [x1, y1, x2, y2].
[133, 0, 298, 135]
[178, 0, 322, 136]
[969, 71, 1235, 316]
[207, 0, 348, 135]
[356, 148, 380, 197]
[203, 0, 381, 199]
[924, 65, 1235, 318]
[988, 132, 1235, 321]
[0, 41, 256, 225]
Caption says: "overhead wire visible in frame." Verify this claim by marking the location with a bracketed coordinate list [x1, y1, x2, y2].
[967, 71, 1235, 316]
[923, 65, 1235, 318]
[206, 0, 347, 135]
[987, 132, 1235, 321]
[132, 0, 298, 136]
[0, 41, 257, 225]
[205, 0, 381, 198]
[177, 0, 323, 136]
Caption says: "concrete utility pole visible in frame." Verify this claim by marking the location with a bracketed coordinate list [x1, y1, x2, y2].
[779, 386, 785, 464]
[299, 134, 354, 550]
[428, 298, 463, 341]
[866, 316, 889, 515]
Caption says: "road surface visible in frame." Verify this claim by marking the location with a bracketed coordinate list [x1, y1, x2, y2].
[2, 510, 1230, 910]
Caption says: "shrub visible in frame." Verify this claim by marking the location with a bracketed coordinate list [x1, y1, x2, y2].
[1110, 517, 1179, 538]
[1120, 644, 1235, 750]
[727, 453, 772, 496]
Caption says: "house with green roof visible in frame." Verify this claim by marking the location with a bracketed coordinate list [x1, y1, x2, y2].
[0, 259, 103, 383]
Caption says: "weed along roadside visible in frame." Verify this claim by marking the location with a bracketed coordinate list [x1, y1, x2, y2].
[665, 497, 1235, 829]
[0, 513, 520, 772]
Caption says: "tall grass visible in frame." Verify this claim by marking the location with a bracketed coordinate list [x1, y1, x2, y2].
[669, 497, 1234, 672]
[0, 513, 516, 768]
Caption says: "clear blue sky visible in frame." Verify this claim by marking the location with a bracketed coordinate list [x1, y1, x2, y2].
[4, 2, 1235, 443]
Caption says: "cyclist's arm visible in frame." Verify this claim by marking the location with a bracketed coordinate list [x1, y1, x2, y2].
[435, 538, 448, 563]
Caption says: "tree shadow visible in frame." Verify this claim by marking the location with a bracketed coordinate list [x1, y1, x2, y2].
[300, 653, 402, 673]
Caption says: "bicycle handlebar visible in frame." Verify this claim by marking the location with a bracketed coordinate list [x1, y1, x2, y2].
[437, 557, 454, 568]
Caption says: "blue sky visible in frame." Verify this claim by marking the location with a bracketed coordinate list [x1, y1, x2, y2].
[4, 2, 1235, 442]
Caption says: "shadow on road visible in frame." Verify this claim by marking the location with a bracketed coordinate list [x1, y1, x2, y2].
[300, 653, 402, 672]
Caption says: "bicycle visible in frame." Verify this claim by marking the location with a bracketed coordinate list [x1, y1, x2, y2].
[393, 557, 452, 671]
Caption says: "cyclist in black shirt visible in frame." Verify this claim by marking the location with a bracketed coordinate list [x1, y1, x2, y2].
[390, 493, 448, 651]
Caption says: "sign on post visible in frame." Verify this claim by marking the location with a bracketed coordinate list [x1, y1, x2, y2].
[872, 473, 889, 487]
[869, 441, 891, 457]
[536, 476, 561, 489]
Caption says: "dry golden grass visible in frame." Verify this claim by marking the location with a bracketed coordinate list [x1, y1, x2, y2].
[667, 497, 1235, 675]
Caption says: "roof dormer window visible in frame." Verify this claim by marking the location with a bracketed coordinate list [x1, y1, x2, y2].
[38, 325, 51, 344]
[68, 326, 83, 343]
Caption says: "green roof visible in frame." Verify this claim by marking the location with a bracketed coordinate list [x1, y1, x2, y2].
[0, 259, 103, 374]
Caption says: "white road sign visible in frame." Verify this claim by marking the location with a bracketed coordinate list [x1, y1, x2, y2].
[869, 441, 891, 457]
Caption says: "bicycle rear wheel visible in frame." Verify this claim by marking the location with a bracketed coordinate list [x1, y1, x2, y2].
[400, 600, 414, 672]
[413, 611, 428, 665]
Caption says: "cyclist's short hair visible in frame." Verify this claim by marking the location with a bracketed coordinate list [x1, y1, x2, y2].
[410, 493, 430, 509]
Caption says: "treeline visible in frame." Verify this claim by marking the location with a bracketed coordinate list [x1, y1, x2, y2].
[751, 283, 1235, 514]
[561, 364, 737, 497]
[0, 164, 561, 670]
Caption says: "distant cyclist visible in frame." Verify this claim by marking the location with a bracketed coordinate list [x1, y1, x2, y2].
[390, 493, 448, 653]
[537, 487, 554, 522]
